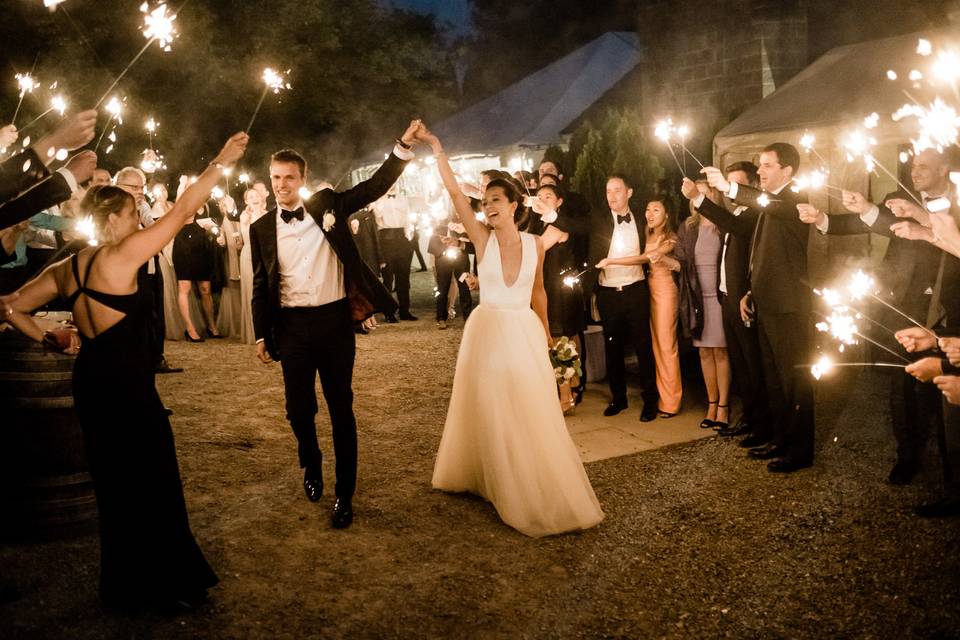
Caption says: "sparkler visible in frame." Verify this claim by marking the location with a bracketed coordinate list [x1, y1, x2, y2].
[842, 127, 924, 208]
[844, 269, 935, 336]
[11, 73, 39, 125]
[791, 169, 845, 204]
[798, 131, 830, 166]
[93, 2, 178, 108]
[94, 96, 124, 151]
[18, 95, 68, 132]
[246, 67, 292, 134]
[807, 356, 904, 380]
[814, 310, 911, 363]
[43, 0, 68, 9]
[145, 116, 157, 152]
[654, 118, 703, 175]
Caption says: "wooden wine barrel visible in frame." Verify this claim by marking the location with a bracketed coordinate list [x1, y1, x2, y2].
[0, 330, 97, 540]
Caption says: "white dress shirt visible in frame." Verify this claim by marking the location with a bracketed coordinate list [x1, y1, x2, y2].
[276, 200, 345, 308]
[372, 195, 413, 238]
[599, 210, 644, 288]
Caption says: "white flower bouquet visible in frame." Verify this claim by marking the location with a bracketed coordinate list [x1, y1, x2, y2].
[549, 336, 582, 387]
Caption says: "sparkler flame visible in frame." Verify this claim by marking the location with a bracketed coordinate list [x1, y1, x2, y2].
[76, 216, 98, 246]
[799, 132, 815, 152]
[917, 38, 933, 57]
[811, 355, 834, 380]
[43, 0, 68, 8]
[50, 95, 67, 115]
[654, 119, 673, 141]
[893, 98, 960, 153]
[846, 270, 875, 301]
[262, 68, 292, 94]
[105, 96, 124, 118]
[211, 186, 225, 200]
[145, 117, 157, 133]
[792, 169, 829, 192]
[756, 193, 771, 208]
[15, 73, 37, 96]
[931, 49, 960, 84]
[816, 307, 859, 345]
[141, 2, 178, 50]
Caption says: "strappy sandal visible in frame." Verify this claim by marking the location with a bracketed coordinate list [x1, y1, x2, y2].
[712, 404, 730, 430]
[700, 400, 718, 429]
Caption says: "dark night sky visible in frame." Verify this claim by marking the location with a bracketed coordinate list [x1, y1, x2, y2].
[382, 0, 472, 35]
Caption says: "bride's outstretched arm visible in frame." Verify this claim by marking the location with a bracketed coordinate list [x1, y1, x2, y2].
[416, 127, 490, 259]
[531, 236, 552, 345]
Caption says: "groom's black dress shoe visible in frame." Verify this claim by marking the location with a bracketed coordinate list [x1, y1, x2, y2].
[747, 443, 785, 460]
[331, 498, 353, 529]
[739, 432, 770, 448]
[303, 469, 323, 502]
[888, 459, 918, 486]
[603, 401, 627, 417]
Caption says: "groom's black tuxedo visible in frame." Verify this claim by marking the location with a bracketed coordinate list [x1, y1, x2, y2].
[250, 154, 404, 361]
[249, 150, 408, 499]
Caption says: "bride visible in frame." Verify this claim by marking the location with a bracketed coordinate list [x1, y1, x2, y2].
[420, 126, 603, 537]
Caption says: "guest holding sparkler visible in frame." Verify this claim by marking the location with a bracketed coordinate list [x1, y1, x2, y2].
[588, 174, 659, 422]
[430, 217, 473, 330]
[642, 198, 682, 418]
[703, 143, 813, 473]
[216, 195, 244, 338]
[681, 163, 769, 442]
[1, 131, 249, 610]
[799, 148, 953, 485]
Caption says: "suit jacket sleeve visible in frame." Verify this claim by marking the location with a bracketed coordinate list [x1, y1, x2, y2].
[0, 172, 72, 229]
[249, 221, 270, 343]
[733, 184, 808, 220]
[696, 197, 757, 237]
[0, 148, 49, 206]
[330, 152, 410, 217]
[550, 206, 592, 236]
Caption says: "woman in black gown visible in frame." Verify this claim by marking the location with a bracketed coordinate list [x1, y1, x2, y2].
[3, 132, 249, 610]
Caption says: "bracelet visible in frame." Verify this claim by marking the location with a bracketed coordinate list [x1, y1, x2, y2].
[210, 161, 226, 172]
[395, 138, 412, 150]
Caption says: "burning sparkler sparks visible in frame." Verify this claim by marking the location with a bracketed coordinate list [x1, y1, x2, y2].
[756, 193, 771, 208]
[811, 355, 834, 380]
[11, 73, 39, 125]
[141, 2, 177, 50]
[246, 67, 293, 134]
[76, 216, 98, 246]
[654, 117, 703, 173]
[893, 98, 960, 154]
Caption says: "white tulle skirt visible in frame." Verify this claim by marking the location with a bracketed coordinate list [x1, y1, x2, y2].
[432, 304, 604, 537]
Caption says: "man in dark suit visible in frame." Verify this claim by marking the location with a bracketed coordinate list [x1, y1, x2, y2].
[681, 161, 770, 444]
[797, 147, 950, 485]
[586, 174, 659, 422]
[704, 143, 813, 472]
[250, 121, 418, 529]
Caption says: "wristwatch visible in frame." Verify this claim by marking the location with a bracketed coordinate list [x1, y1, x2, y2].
[395, 138, 412, 150]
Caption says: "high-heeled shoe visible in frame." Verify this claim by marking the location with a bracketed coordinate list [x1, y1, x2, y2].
[184, 330, 205, 343]
[206, 328, 225, 339]
[712, 404, 730, 431]
[700, 400, 718, 429]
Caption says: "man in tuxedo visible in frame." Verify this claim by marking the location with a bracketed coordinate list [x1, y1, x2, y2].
[682, 162, 770, 443]
[586, 174, 659, 422]
[372, 185, 417, 322]
[704, 143, 813, 472]
[251, 121, 418, 529]
[798, 148, 950, 485]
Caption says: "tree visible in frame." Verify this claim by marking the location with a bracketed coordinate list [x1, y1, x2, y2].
[570, 109, 663, 212]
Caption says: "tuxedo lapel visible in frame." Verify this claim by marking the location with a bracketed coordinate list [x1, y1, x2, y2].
[261, 209, 280, 280]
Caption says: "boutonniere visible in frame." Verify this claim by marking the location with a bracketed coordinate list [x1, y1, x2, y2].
[322, 210, 336, 232]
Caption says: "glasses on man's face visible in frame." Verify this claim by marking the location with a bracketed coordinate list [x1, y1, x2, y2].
[117, 183, 143, 192]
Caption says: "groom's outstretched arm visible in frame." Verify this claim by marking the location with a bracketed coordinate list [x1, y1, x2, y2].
[322, 120, 422, 216]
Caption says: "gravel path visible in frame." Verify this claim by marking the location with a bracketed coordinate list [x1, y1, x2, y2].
[3, 272, 959, 638]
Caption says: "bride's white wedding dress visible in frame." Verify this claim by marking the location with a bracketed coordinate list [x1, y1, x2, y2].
[432, 231, 603, 537]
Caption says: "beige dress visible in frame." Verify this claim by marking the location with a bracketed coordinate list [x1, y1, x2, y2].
[216, 215, 243, 338]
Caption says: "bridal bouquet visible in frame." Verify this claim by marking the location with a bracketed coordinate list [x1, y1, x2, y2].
[549, 336, 582, 387]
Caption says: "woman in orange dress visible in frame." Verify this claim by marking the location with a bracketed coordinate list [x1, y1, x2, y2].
[643, 199, 682, 417]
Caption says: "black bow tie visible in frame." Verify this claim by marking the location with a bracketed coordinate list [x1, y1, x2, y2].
[280, 207, 305, 223]
[616, 212, 632, 224]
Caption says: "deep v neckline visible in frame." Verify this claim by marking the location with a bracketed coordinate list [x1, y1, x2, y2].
[496, 233, 524, 289]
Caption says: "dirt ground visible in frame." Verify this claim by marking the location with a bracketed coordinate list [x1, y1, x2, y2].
[3, 271, 960, 639]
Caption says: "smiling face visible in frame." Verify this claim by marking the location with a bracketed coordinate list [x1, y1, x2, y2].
[757, 151, 793, 191]
[645, 200, 667, 230]
[270, 161, 304, 209]
[536, 186, 563, 211]
[606, 177, 632, 213]
[244, 188, 263, 209]
[481, 185, 518, 229]
[911, 149, 949, 194]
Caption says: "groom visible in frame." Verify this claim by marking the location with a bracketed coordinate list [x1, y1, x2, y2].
[250, 120, 421, 528]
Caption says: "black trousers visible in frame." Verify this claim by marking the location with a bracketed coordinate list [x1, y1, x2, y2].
[940, 400, 960, 497]
[277, 300, 358, 499]
[889, 367, 940, 466]
[379, 231, 413, 315]
[755, 307, 814, 461]
[435, 252, 473, 321]
[595, 281, 658, 409]
[720, 292, 768, 426]
[410, 232, 427, 270]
